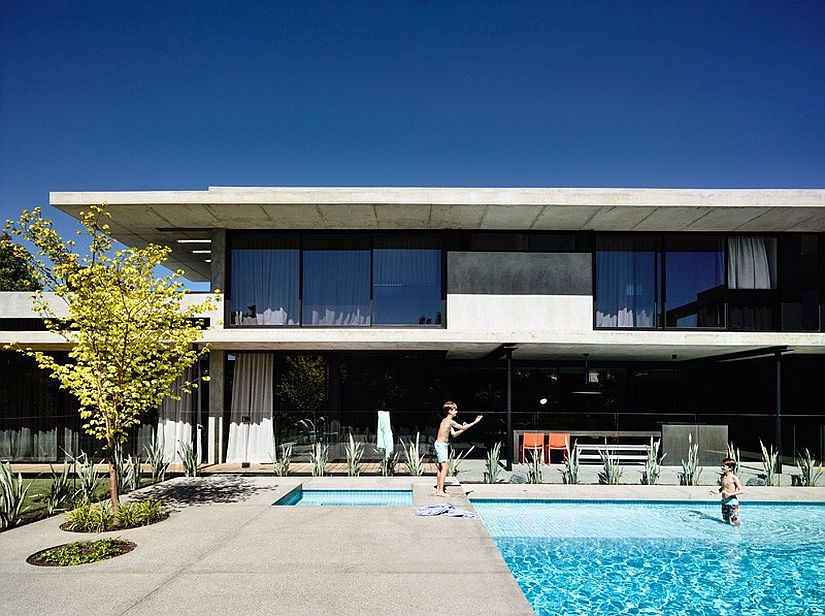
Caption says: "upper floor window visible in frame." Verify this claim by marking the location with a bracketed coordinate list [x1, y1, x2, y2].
[663, 235, 725, 328]
[594, 235, 656, 328]
[228, 232, 443, 327]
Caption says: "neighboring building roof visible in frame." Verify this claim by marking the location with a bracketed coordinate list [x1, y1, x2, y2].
[51, 187, 825, 281]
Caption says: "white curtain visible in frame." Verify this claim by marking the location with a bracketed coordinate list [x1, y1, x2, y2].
[156, 369, 194, 463]
[728, 237, 776, 289]
[230, 247, 300, 325]
[595, 237, 656, 328]
[226, 353, 274, 463]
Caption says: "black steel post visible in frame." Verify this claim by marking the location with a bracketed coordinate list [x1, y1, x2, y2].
[775, 350, 782, 474]
[505, 346, 513, 471]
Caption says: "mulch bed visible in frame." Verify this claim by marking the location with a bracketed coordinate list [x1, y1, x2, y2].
[27, 539, 136, 567]
[59, 511, 169, 533]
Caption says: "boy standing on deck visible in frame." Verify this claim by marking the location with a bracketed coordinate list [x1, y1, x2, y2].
[434, 401, 482, 497]
[710, 456, 744, 526]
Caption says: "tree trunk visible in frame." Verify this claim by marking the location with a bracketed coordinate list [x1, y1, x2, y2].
[108, 455, 120, 512]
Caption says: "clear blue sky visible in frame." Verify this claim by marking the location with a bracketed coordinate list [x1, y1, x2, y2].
[2, 0, 824, 247]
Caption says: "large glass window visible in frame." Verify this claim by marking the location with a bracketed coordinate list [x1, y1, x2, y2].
[727, 236, 777, 331]
[302, 235, 371, 326]
[373, 235, 442, 325]
[664, 235, 725, 328]
[229, 233, 300, 326]
[594, 235, 657, 328]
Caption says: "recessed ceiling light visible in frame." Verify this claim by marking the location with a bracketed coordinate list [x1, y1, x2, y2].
[177, 239, 211, 244]
[204, 259, 212, 263]
[192, 250, 211, 254]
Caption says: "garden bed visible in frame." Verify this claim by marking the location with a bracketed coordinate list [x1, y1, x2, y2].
[27, 538, 136, 566]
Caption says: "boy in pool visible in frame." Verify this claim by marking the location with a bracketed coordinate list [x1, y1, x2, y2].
[709, 456, 744, 526]
[434, 401, 482, 497]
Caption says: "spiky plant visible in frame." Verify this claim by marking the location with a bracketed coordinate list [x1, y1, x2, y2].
[560, 440, 580, 485]
[527, 450, 544, 484]
[726, 441, 741, 473]
[759, 440, 780, 486]
[0, 460, 29, 529]
[679, 433, 702, 486]
[641, 438, 665, 485]
[795, 449, 823, 487]
[483, 441, 503, 484]
[345, 433, 364, 477]
[178, 442, 198, 477]
[270, 444, 293, 477]
[402, 432, 425, 476]
[143, 441, 169, 484]
[598, 447, 623, 485]
[447, 446, 475, 478]
[310, 441, 328, 477]
[69, 451, 102, 503]
[45, 463, 73, 515]
[379, 451, 400, 477]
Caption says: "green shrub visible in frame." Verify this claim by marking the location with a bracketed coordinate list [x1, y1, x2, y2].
[144, 441, 169, 484]
[36, 537, 132, 566]
[679, 433, 702, 486]
[270, 444, 292, 477]
[760, 440, 781, 486]
[560, 440, 580, 485]
[379, 451, 400, 477]
[483, 442, 503, 484]
[527, 450, 544, 484]
[447, 445, 475, 478]
[402, 433, 424, 476]
[45, 464, 73, 515]
[309, 442, 328, 477]
[641, 438, 665, 485]
[796, 449, 823, 487]
[64, 502, 114, 533]
[598, 446, 623, 485]
[1, 460, 30, 530]
[178, 442, 198, 477]
[345, 433, 364, 477]
[116, 499, 165, 528]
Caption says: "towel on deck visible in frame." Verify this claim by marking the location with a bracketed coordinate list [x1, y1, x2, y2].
[376, 410, 394, 459]
[415, 503, 479, 519]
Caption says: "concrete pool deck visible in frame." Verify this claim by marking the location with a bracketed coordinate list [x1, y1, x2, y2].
[0, 476, 531, 616]
[1, 477, 824, 616]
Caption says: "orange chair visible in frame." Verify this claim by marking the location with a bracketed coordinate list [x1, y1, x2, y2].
[520, 432, 546, 463]
[546, 432, 571, 463]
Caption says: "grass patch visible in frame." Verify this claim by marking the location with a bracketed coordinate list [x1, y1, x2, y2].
[27, 538, 135, 567]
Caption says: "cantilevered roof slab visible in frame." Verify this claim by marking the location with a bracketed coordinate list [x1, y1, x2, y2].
[51, 187, 825, 281]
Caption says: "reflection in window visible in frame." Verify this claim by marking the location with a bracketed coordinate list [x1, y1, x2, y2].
[594, 235, 656, 328]
[229, 234, 299, 326]
[664, 236, 724, 328]
[373, 235, 441, 325]
[303, 235, 370, 326]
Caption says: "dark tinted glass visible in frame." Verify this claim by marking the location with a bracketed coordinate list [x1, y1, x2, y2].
[302, 235, 370, 326]
[229, 233, 300, 326]
[594, 235, 657, 328]
[373, 235, 442, 325]
[664, 235, 724, 328]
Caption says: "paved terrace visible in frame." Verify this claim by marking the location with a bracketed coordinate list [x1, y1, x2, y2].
[0, 476, 532, 616]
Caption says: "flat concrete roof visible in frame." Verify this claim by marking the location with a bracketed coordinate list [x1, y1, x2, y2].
[51, 187, 825, 281]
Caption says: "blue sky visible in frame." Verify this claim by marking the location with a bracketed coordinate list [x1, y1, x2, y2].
[1, 0, 824, 257]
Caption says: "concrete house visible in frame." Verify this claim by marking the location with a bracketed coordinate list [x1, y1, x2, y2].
[2, 187, 824, 467]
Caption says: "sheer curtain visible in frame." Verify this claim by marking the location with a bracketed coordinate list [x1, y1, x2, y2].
[303, 237, 370, 326]
[595, 236, 656, 328]
[728, 237, 776, 289]
[156, 369, 194, 463]
[229, 235, 300, 326]
[226, 353, 274, 463]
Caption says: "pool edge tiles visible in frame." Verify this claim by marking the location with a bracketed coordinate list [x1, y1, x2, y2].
[273, 488, 414, 506]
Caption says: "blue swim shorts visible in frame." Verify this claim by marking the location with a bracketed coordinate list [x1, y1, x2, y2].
[434, 441, 449, 464]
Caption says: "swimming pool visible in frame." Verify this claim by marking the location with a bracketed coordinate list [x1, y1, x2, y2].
[274, 489, 413, 506]
[473, 500, 825, 616]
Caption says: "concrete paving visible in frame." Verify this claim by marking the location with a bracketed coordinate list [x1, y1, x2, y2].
[0, 475, 532, 616]
[3, 472, 824, 616]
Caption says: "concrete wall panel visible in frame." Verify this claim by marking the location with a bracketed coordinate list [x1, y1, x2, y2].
[448, 252, 591, 295]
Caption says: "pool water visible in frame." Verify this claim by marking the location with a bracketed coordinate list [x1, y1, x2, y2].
[275, 489, 413, 506]
[473, 500, 825, 616]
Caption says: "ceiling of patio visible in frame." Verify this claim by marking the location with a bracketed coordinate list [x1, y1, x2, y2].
[51, 187, 825, 282]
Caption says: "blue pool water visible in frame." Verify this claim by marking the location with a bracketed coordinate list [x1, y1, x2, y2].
[275, 489, 412, 506]
[473, 500, 825, 616]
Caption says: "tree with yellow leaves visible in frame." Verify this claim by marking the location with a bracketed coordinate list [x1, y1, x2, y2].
[4, 204, 218, 510]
